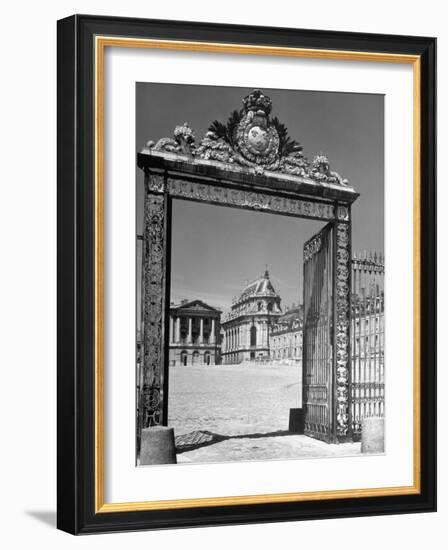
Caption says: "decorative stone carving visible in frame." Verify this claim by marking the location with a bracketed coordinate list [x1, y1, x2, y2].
[147, 174, 165, 193]
[234, 90, 280, 167]
[337, 204, 349, 221]
[310, 154, 349, 186]
[335, 222, 351, 437]
[141, 193, 166, 427]
[194, 131, 235, 163]
[142, 90, 350, 186]
[278, 151, 310, 176]
[147, 122, 195, 156]
[167, 178, 336, 221]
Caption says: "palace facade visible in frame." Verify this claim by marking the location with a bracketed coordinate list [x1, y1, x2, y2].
[168, 299, 221, 366]
[220, 270, 283, 364]
[270, 305, 303, 365]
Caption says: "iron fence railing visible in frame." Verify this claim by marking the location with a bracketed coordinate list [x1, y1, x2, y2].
[351, 252, 385, 440]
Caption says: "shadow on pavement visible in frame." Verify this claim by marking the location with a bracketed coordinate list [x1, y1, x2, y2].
[176, 429, 295, 453]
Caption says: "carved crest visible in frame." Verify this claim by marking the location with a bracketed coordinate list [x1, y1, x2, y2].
[235, 90, 280, 167]
[142, 89, 349, 186]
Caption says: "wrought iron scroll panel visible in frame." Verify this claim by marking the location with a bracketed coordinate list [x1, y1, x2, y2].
[302, 219, 352, 443]
[334, 221, 352, 441]
[303, 223, 333, 442]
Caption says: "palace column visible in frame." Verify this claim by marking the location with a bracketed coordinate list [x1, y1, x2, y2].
[199, 317, 204, 344]
[187, 317, 192, 343]
[175, 316, 180, 343]
[210, 318, 216, 344]
[170, 315, 174, 344]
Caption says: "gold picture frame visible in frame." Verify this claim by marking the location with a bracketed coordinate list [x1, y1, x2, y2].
[57, 15, 436, 534]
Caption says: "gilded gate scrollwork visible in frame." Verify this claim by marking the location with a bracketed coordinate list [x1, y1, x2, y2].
[335, 222, 351, 438]
[141, 179, 167, 428]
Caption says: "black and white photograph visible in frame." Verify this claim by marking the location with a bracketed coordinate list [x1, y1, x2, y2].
[136, 83, 385, 466]
[0, 2, 439, 542]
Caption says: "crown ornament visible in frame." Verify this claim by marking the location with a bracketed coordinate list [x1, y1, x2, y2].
[242, 89, 272, 116]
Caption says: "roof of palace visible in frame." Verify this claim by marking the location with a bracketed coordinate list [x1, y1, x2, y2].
[271, 305, 303, 333]
[233, 269, 279, 304]
[170, 299, 221, 314]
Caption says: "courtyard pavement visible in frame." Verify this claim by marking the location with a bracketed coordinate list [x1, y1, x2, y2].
[167, 363, 361, 464]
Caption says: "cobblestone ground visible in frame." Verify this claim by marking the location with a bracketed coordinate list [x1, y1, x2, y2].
[167, 363, 361, 464]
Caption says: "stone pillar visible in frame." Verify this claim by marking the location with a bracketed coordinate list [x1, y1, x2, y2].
[175, 316, 180, 343]
[211, 318, 216, 343]
[199, 317, 204, 344]
[140, 426, 177, 465]
[141, 187, 167, 430]
[361, 417, 384, 453]
[170, 315, 174, 343]
[187, 317, 192, 343]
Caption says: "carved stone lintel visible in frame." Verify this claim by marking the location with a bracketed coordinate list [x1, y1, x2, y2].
[167, 178, 335, 221]
[141, 192, 166, 428]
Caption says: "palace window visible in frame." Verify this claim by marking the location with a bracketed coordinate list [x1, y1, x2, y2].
[250, 325, 257, 346]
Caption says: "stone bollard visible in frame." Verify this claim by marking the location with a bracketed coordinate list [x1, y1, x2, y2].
[361, 417, 384, 454]
[140, 426, 177, 465]
[289, 408, 304, 434]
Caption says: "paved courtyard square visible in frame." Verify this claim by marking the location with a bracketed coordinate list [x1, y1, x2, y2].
[168, 363, 361, 463]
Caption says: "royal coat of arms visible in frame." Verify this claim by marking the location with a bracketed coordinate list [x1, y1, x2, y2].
[235, 90, 280, 167]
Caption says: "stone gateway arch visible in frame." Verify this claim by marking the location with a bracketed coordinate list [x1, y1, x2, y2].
[137, 89, 359, 444]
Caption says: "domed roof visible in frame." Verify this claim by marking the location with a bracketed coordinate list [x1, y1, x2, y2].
[236, 269, 279, 302]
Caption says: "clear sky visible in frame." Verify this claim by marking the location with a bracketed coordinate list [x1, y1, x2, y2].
[136, 83, 384, 313]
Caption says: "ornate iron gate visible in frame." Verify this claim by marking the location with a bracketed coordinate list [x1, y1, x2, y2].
[303, 219, 352, 443]
[303, 223, 334, 441]
[137, 89, 357, 447]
